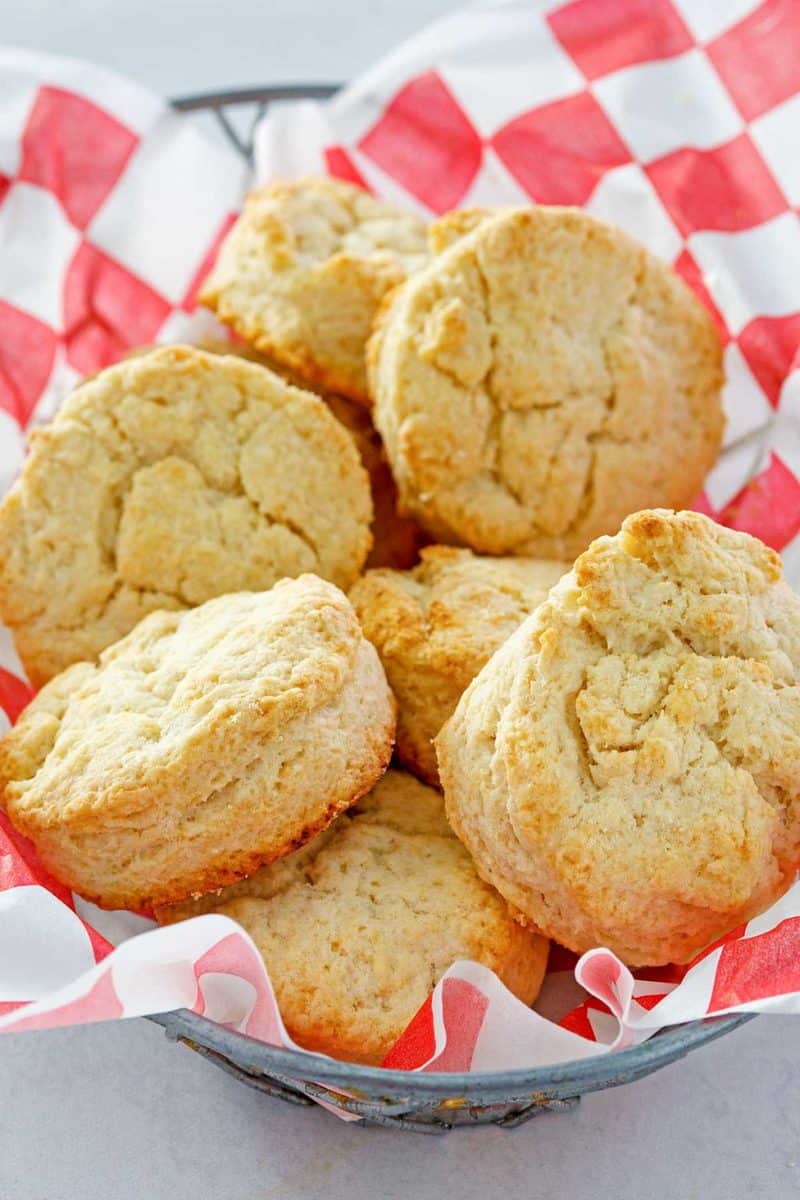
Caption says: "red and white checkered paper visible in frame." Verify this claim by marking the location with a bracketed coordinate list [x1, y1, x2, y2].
[2, 1, 800, 1116]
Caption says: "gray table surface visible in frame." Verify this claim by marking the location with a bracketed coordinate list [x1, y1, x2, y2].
[1, 3, 799, 1196]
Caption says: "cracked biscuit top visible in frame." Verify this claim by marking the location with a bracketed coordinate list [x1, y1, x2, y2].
[200, 177, 429, 405]
[369, 207, 724, 559]
[437, 510, 800, 966]
[0, 345, 372, 684]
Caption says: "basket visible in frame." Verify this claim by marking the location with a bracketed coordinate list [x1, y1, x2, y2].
[148, 85, 752, 1132]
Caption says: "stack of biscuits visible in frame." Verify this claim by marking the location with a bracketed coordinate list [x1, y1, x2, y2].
[2, 177, 800, 1064]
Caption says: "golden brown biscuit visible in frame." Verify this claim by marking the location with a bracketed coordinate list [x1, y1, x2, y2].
[350, 547, 567, 784]
[201, 344, 425, 569]
[0, 345, 372, 684]
[427, 207, 496, 254]
[125, 340, 424, 569]
[0, 577, 395, 911]
[200, 177, 428, 404]
[438, 510, 800, 966]
[157, 769, 549, 1064]
[154, 826, 339, 924]
[369, 207, 724, 559]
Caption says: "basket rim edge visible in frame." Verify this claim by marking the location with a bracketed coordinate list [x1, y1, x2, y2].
[148, 1008, 753, 1095]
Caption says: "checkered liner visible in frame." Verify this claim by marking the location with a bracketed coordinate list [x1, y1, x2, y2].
[1, 1, 800, 1116]
[0, 47, 245, 493]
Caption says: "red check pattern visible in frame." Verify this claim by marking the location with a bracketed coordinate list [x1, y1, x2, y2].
[0, 301, 58, 426]
[706, 0, 800, 121]
[19, 87, 139, 230]
[491, 90, 630, 206]
[548, 0, 694, 78]
[63, 240, 173, 374]
[0, 63, 244, 472]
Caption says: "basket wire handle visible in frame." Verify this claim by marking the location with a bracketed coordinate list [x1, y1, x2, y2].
[171, 84, 341, 162]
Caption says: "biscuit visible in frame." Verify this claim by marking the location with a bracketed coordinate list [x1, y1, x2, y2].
[350, 547, 566, 785]
[157, 769, 549, 1064]
[427, 207, 495, 255]
[125, 342, 423, 569]
[0, 345, 372, 684]
[154, 825, 339, 925]
[369, 207, 724, 559]
[0, 577, 395, 911]
[203, 343, 425, 568]
[200, 177, 429, 404]
[437, 510, 800, 966]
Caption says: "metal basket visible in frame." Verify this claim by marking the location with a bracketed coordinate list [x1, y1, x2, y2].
[150, 85, 752, 1131]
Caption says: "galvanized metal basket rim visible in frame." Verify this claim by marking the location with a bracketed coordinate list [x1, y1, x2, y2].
[152, 83, 752, 1110]
[151, 1006, 751, 1096]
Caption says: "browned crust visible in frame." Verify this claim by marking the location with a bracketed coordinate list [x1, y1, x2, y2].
[33, 726, 395, 912]
[203, 294, 372, 408]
